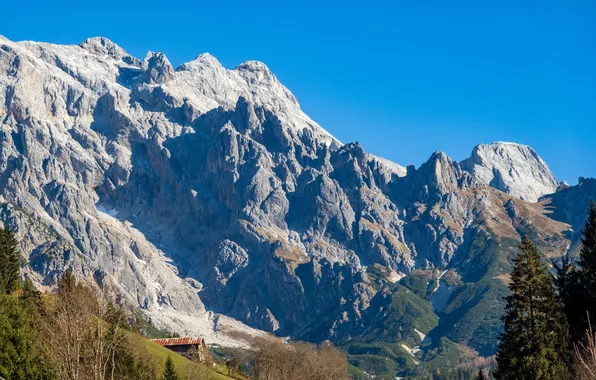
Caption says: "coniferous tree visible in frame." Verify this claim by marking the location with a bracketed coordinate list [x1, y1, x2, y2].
[495, 237, 571, 379]
[163, 355, 180, 380]
[578, 201, 596, 324]
[20, 277, 42, 310]
[58, 269, 75, 293]
[0, 294, 54, 379]
[555, 201, 596, 344]
[553, 252, 584, 343]
[579, 201, 596, 283]
[0, 227, 21, 294]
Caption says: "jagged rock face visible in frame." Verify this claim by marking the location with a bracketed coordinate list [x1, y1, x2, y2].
[542, 177, 596, 251]
[461, 142, 558, 202]
[0, 35, 417, 340]
[0, 35, 580, 353]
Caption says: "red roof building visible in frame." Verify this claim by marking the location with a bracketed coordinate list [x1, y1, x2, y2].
[151, 337, 207, 361]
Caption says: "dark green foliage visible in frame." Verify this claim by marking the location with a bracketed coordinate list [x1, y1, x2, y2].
[347, 363, 370, 380]
[577, 200, 596, 336]
[579, 200, 596, 282]
[20, 277, 43, 315]
[400, 271, 434, 300]
[0, 227, 21, 294]
[109, 339, 158, 380]
[437, 279, 508, 356]
[553, 253, 584, 344]
[342, 283, 439, 376]
[494, 237, 571, 379]
[58, 268, 75, 292]
[348, 353, 401, 378]
[390, 284, 440, 335]
[554, 201, 596, 345]
[0, 295, 55, 379]
[436, 233, 517, 356]
[413, 337, 469, 377]
[162, 355, 180, 380]
[0, 230, 53, 379]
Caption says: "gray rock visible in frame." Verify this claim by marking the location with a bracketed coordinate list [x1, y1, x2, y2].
[0, 35, 580, 350]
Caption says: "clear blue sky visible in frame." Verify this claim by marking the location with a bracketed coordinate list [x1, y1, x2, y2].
[3, 1, 595, 183]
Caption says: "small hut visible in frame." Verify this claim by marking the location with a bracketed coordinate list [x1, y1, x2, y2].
[151, 337, 207, 361]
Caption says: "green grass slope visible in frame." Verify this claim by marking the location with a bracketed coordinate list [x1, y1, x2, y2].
[134, 333, 240, 380]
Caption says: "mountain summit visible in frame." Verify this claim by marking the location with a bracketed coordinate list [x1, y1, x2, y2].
[461, 142, 558, 202]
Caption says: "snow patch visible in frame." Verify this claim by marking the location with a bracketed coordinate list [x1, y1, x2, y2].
[414, 328, 426, 341]
[400, 344, 420, 365]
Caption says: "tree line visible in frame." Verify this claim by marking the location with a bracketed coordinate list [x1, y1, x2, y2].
[0, 226, 351, 380]
[9, 201, 595, 379]
[0, 227, 207, 379]
[493, 201, 596, 379]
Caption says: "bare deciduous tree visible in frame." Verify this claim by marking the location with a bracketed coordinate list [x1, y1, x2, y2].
[42, 274, 127, 380]
[185, 362, 211, 380]
[575, 315, 596, 379]
[251, 338, 349, 380]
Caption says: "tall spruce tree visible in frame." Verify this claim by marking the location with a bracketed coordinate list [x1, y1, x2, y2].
[579, 201, 596, 281]
[555, 200, 596, 344]
[553, 252, 584, 343]
[0, 227, 20, 294]
[162, 355, 180, 380]
[495, 237, 571, 379]
[578, 201, 596, 321]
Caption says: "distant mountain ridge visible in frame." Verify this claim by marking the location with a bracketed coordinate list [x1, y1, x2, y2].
[0, 35, 593, 376]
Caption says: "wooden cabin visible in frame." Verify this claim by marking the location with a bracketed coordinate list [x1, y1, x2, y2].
[151, 337, 207, 361]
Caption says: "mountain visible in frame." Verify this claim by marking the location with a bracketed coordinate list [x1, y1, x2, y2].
[541, 177, 596, 252]
[460, 142, 559, 202]
[0, 35, 591, 376]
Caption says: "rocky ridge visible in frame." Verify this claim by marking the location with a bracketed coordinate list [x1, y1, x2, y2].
[0, 36, 588, 369]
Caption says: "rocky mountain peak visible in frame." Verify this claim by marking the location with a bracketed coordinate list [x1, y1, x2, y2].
[80, 37, 127, 59]
[235, 60, 272, 75]
[141, 51, 175, 84]
[392, 151, 473, 203]
[177, 52, 223, 72]
[460, 142, 558, 202]
[426, 151, 474, 190]
[233, 60, 288, 97]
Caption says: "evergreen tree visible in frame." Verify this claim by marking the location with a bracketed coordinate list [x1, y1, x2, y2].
[20, 277, 42, 308]
[579, 201, 596, 283]
[0, 227, 21, 294]
[553, 252, 584, 343]
[555, 201, 596, 344]
[58, 269, 75, 293]
[163, 355, 180, 380]
[495, 237, 571, 379]
[578, 201, 596, 326]
[0, 295, 55, 379]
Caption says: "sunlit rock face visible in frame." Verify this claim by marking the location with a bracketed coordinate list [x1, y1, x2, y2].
[0, 36, 580, 352]
[461, 142, 558, 202]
